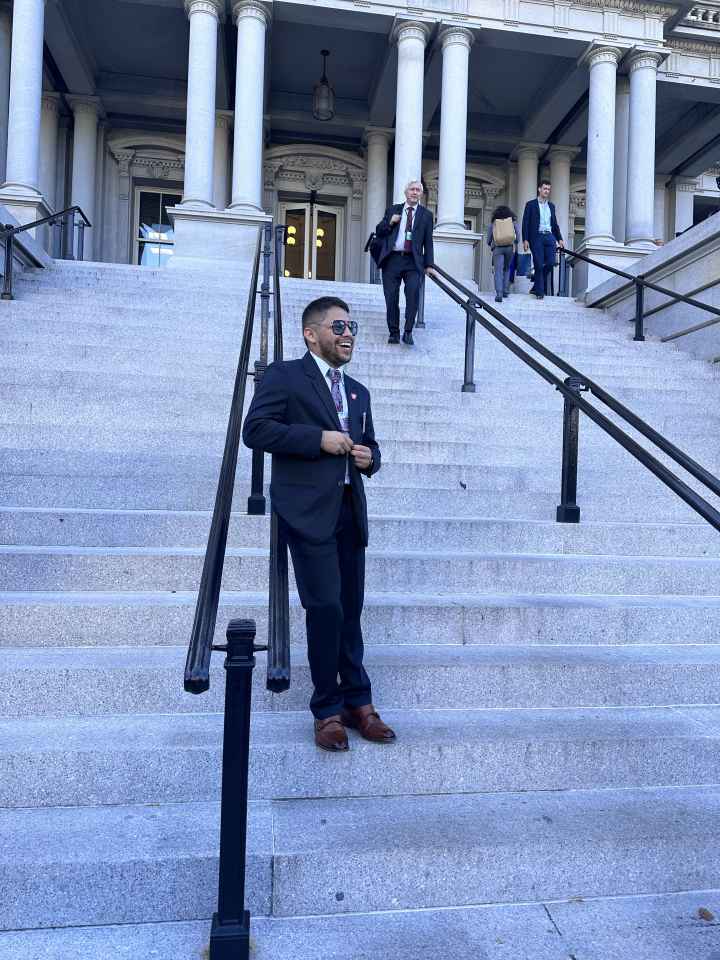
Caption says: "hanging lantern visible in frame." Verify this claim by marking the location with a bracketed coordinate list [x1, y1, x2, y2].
[312, 50, 335, 122]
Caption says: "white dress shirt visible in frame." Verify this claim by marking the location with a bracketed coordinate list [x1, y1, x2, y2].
[311, 352, 351, 483]
[538, 199, 552, 234]
[393, 204, 418, 252]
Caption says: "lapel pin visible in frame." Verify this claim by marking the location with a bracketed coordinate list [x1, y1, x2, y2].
[351, 392, 357, 401]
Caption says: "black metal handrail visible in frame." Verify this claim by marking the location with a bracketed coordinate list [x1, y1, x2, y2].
[184, 227, 264, 695]
[0, 204, 92, 300]
[430, 263, 720, 531]
[560, 246, 720, 344]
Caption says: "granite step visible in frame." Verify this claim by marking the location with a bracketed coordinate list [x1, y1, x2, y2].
[3, 705, 718, 808]
[3, 644, 719, 718]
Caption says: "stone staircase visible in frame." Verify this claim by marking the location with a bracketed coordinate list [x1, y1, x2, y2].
[1, 260, 720, 959]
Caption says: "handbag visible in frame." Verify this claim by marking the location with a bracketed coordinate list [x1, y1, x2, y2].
[515, 252, 532, 277]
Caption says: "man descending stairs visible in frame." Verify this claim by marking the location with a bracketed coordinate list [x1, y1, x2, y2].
[0, 261, 719, 959]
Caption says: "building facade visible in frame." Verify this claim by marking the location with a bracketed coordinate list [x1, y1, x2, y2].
[2, 0, 720, 289]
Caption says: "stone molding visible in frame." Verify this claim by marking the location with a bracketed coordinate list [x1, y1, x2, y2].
[511, 142, 548, 161]
[548, 145, 581, 163]
[184, 0, 224, 20]
[391, 20, 431, 46]
[66, 95, 105, 119]
[670, 37, 720, 54]
[263, 147, 366, 197]
[582, 44, 623, 68]
[577, 0, 673, 14]
[438, 25, 474, 49]
[41, 92, 61, 114]
[232, 0, 271, 27]
[363, 126, 394, 147]
[627, 49, 664, 70]
[111, 149, 135, 178]
[672, 176, 700, 191]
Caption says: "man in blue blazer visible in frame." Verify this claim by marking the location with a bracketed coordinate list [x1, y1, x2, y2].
[243, 296, 395, 752]
[375, 179, 435, 345]
[521, 179, 565, 299]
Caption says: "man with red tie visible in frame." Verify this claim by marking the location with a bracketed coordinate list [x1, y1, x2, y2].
[375, 180, 435, 346]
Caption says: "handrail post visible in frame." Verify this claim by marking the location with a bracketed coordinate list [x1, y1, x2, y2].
[66, 213, 76, 260]
[634, 279, 645, 342]
[558, 249, 569, 297]
[416, 274, 426, 328]
[77, 220, 86, 262]
[556, 376, 587, 523]
[1, 228, 14, 300]
[209, 618, 257, 960]
[247, 223, 273, 516]
[266, 510, 290, 692]
[462, 305, 476, 393]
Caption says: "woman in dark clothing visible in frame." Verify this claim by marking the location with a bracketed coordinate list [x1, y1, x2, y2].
[485, 204, 521, 303]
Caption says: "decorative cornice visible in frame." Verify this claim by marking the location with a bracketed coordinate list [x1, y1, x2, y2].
[438, 25, 475, 50]
[670, 37, 720, 55]
[232, 0, 271, 27]
[185, 0, 224, 20]
[576, 0, 673, 14]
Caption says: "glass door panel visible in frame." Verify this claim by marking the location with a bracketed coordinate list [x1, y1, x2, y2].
[135, 188, 181, 268]
[283, 207, 308, 278]
[313, 209, 338, 281]
[278, 201, 343, 280]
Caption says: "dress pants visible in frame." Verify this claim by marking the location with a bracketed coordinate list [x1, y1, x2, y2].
[382, 252, 422, 336]
[529, 233, 557, 297]
[281, 487, 371, 720]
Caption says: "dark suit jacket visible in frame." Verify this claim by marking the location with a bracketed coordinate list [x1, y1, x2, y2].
[375, 203, 434, 275]
[521, 199, 563, 246]
[242, 352, 381, 546]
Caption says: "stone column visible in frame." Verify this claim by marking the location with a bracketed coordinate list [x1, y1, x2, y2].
[230, 0, 269, 212]
[583, 45, 621, 243]
[654, 174, 667, 243]
[0, 1, 12, 186]
[68, 96, 102, 260]
[114, 149, 134, 263]
[2, 0, 47, 214]
[515, 143, 543, 214]
[670, 176, 696, 236]
[436, 26, 473, 230]
[364, 126, 391, 242]
[392, 21, 429, 203]
[182, 0, 223, 208]
[612, 76, 630, 243]
[39, 91, 60, 211]
[548, 146, 577, 245]
[213, 110, 232, 210]
[625, 50, 662, 247]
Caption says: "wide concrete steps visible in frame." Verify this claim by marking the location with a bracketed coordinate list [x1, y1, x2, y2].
[3, 706, 719, 808]
[1, 785, 719, 929]
[4, 644, 720, 717]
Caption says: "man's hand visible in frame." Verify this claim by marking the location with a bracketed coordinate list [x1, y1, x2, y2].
[558, 240, 565, 250]
[425, 266, 437, 278]
[390, 214, 401, 225]
[523, 241, 529, 253]
[351, 444, 373, 470]
[321, 431, 353, 456]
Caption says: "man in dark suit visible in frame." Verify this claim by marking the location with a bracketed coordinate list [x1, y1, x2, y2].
[521, 179, 565, 300]
[375, 179, 435, 345]
[242, 296, 396, 752]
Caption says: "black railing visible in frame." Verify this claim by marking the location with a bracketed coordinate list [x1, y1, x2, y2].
[0, 205, 91, 301]
[559, 246, 720, 345]
[184, 221, 290, 959]
[430, 263, 720, 531]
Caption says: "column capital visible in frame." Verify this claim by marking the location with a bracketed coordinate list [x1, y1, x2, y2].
[185, 0, 224, 21]
[364, 126, 394, 147]
[511, 141, 547, 162]
[216, 110, 234, 130]
[438, 24, 475, 51]
[66, 95, 105, 120]
[41, 91, 61, 115]
[547, 144, 580, 163]
[391, 19, 431, 46]
[232, 0, 271, 28]
[625, 48, 664, 73]
[671, 176, 699, 192]
[580, 43, 623, 70]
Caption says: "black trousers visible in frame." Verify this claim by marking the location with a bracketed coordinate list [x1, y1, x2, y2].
[529, 234, 557, 297]
[382, 252, 422, 335]
[282, 487, 371, 720]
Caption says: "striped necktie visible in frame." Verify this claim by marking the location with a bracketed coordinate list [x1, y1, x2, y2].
[329, 369, 349, 433]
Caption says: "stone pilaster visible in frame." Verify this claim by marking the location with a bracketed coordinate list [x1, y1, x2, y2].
[213, 110, 232, 211]
[68, 96, 104, 260]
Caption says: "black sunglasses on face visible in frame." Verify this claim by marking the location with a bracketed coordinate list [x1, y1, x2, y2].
[329, 319, 358, 336]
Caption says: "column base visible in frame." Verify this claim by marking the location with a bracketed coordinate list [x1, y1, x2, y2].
[0, 187, 53, 252]
[167, 205, 271, 271]
[432, 226, 481, 284]
[573, 238, 649, 297]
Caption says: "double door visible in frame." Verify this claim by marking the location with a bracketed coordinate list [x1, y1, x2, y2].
[278, 202, 343, 281]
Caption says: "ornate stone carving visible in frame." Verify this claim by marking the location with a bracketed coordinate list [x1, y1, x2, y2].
[585, 45, 623, 67]
[439, 25, 474, 48]
[627, 50, 664, 70]
[670, 38, 720, 55]
[391, 20, 431, 46]
[232, 0, 271, 27]
[577, 0, 673, 14]
[185, 0, 224, 19]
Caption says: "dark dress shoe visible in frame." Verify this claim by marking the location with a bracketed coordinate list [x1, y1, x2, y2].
[535, 293, 544, 300]
[341, 704, 396, 743]
[494, 295, 502, 303]
[387, 333, 400, 344]
[314, 715, 349, 752]
[401, 331, 414, 346]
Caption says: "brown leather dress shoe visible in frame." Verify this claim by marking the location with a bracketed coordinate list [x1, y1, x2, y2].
[314, 714, 349, 752]
[341, 704, 396, 743]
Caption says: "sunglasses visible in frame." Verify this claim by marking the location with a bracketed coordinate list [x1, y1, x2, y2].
[328, 319, 358, 336]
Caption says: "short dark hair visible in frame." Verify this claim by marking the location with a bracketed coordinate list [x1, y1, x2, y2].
[538, 179, 551, 191]
[301, 296, 350, 338]
[490, 205, 516, 222]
